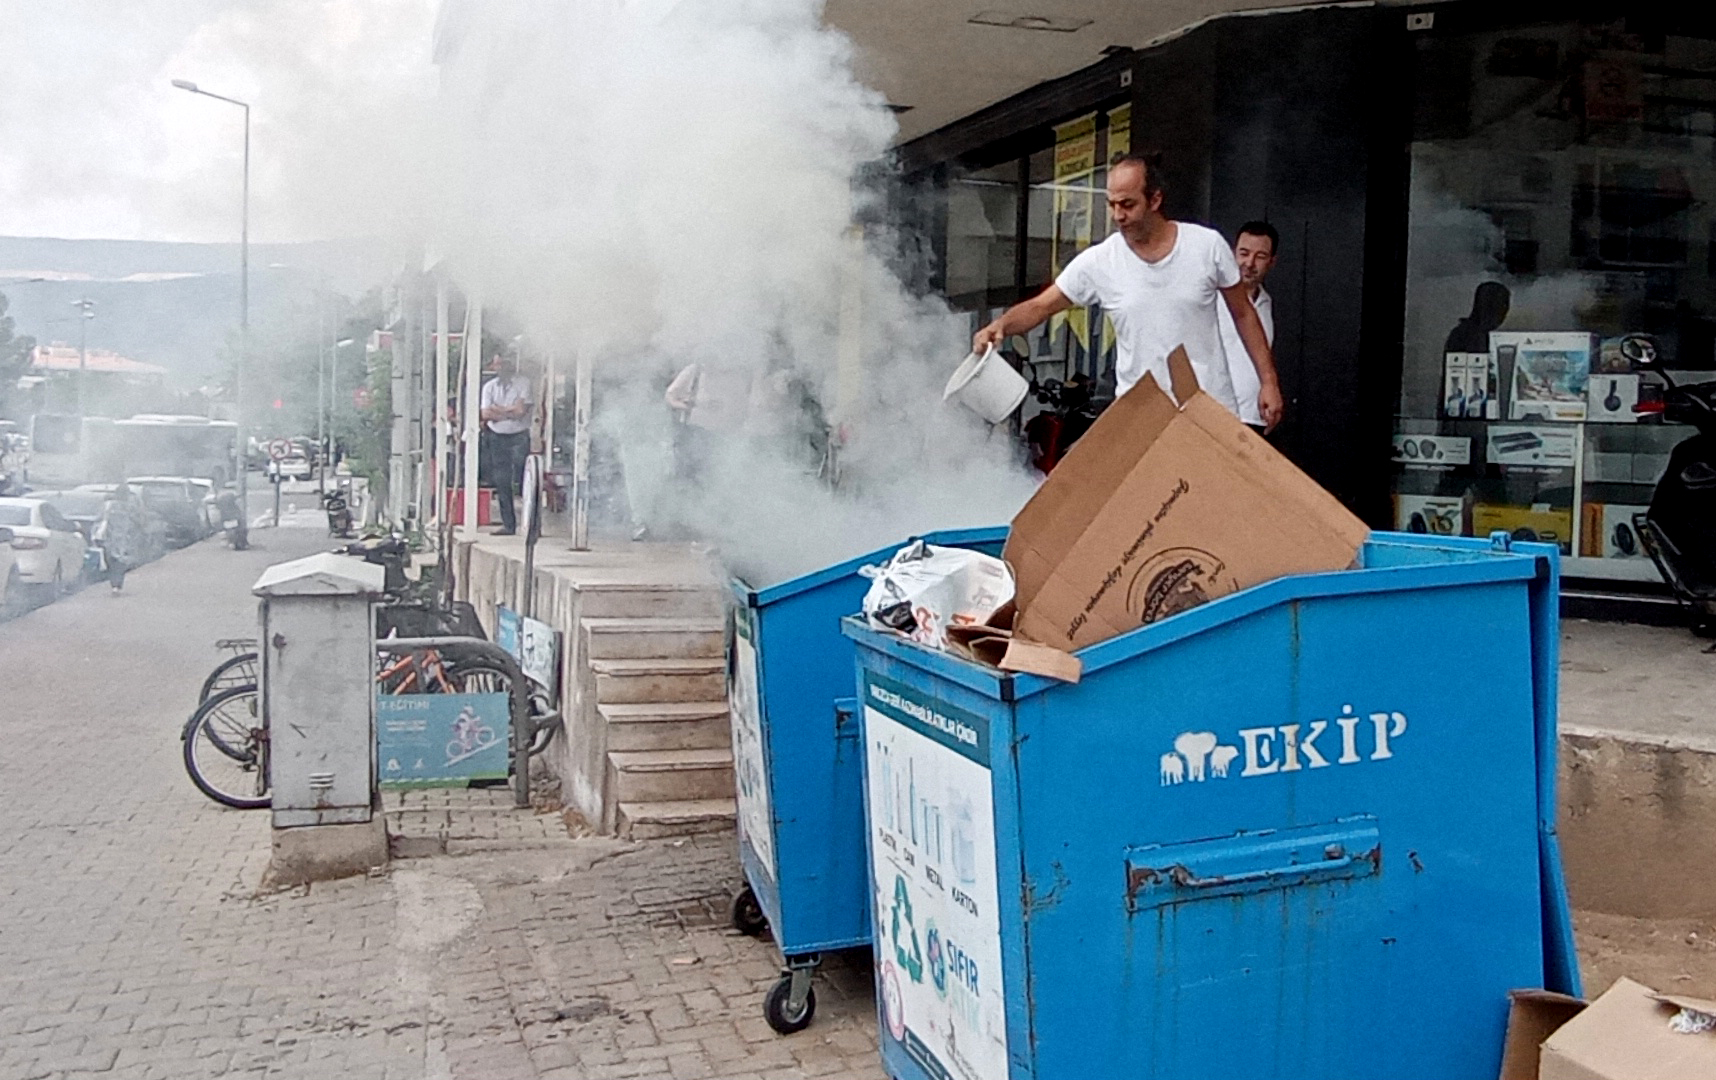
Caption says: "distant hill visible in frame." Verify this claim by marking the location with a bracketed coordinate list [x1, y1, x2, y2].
[0, 236, 396, 386]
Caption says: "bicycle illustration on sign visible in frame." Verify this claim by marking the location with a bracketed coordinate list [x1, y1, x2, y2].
[445, 705, 500, 765]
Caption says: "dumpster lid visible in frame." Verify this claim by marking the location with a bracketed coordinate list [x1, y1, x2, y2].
[252, 552, 387, 598]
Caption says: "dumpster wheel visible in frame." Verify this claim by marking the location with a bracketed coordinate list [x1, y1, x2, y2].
[730, 885, 768, 937]
[763, 972, 817, 1034]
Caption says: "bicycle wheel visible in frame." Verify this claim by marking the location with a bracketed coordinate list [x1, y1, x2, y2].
[448, 662, 512, 695]
[200, 652, 259, 706]
[182, 685, 270, 810]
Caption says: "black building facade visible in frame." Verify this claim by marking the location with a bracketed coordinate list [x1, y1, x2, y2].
[893, 0, 1716, 599]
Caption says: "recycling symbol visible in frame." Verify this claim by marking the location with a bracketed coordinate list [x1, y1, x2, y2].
[889, 874, 924, 984]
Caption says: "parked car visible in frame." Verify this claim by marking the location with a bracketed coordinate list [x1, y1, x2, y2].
[0, 526, 19, 612]
[66, 484, 170, 563]
[181, 478, 224, 533]
[266, 454, 314, 482]
[0, 497, 90, 597]
[126, 477, 213, 548]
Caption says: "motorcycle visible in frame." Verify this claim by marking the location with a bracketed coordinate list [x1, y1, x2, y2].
[1628, 336, 1716, 638]
[1022, 367, 1104, 475]
[323, 489, 354, 538]
[216, 490, 248, 551]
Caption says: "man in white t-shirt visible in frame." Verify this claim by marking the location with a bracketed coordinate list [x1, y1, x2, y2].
[1218, 220, 1278, 431]
[479, 352, 534, 535]
[973, 153, 1283, 430]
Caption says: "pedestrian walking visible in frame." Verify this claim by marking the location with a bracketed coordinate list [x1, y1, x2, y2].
[97, 486, 146, 594]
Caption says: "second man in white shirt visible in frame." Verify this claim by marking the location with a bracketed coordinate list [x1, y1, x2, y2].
[1218, 221, 1279, 433]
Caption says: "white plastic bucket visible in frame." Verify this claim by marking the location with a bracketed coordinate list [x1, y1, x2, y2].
[943, 346, 1028, 424]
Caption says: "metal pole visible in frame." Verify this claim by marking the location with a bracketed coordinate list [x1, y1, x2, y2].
[461, 300, 483, 539]
[571, 349, 592, 550]
[238, 102, 250, 529]
[316, 290, 326, 494]
[433, 277, 450, 530]
[75, 300, 89, 416]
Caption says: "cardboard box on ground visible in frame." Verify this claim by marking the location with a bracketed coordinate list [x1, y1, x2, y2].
[1502, 978, 1716, 1080]
[950, 347, 1368, 682]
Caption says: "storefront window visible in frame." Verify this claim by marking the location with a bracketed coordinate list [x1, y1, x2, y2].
[1396, 20, 1715, 577]
[945, 161, 1020, 312]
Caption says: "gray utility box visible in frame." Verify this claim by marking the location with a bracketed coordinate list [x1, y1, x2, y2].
[253, 553, 386, 828]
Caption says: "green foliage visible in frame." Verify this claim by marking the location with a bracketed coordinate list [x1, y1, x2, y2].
[0, 292, 38, 417]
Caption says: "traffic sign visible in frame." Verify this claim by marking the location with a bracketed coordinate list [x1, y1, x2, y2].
[267, 438, 291, 461]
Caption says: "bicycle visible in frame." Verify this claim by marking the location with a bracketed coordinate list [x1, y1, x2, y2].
[182, 684, 270, 810]
[199, 639, 259, 705]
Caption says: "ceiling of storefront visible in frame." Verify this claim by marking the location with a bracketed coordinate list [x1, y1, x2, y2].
[825, 0, 1354, 143]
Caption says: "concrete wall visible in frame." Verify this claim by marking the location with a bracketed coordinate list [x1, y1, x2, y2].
[1558, 729, 1716, 920]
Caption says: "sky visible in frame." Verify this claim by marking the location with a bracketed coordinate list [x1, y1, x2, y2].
[0, 0, 439, 244]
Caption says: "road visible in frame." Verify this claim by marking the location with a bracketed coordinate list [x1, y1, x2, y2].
[0, 502, 885, 1080]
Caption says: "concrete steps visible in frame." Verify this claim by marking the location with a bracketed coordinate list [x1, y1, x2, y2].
[583, 617, 725, 661]
[601, 701, 731, 752]
[575, 580, 727, 620]
[592, 657, 726, 705]
[617, 798, 736, 840]
[607, 747, 735, 804]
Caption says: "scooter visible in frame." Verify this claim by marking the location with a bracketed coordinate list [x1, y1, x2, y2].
[323, 489, 354, 538]
[1022, 367, 1104, 475]
[1628, 336, 1716, 637]
[216, 490, 248, 551]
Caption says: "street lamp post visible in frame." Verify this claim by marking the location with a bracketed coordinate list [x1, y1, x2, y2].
[71, 299, 95, 415]
[171, 78, 250, 518]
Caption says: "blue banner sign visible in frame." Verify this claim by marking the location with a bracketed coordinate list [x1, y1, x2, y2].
[377, 692, 510, 788]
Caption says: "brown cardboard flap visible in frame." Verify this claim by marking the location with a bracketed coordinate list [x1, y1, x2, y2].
[998, 639, 1082, 683]
[1500, 989, 1587, 1080]
[1654, 993, 1716, 1018]
[1542, 977, 1716, 1080]
[1166, 344, 1202, 405]
[944, 618, 1082, 683]
[1004, 366, 1181, 612]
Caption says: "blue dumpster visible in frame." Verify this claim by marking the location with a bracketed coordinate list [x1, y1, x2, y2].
[728, 526, 1007, 1034]
[843, 532, 1579, 1080]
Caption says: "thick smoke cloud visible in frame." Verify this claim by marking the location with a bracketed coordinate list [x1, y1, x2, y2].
[421, 0, 1035, 583]
[0, 0, 1038, 583]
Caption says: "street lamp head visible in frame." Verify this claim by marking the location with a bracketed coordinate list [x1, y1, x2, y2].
[336, 338, 355, 347]
[171, 79, 199, 92]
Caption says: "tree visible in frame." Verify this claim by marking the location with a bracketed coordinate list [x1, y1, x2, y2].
[0, 291, 38, 420]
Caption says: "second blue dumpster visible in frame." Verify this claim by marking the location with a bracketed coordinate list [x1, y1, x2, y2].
[728, 526, 1007, 1034]
[844, 532, 1580, 1080]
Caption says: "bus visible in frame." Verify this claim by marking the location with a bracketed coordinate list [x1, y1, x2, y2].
[27, 413, 239, 490]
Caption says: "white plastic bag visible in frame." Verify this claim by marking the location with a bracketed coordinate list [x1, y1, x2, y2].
[860, 541, 1014, 650]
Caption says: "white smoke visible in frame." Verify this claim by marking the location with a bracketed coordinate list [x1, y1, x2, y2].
[413, 0, 1035, 583]
[1, 0, 1038, 584]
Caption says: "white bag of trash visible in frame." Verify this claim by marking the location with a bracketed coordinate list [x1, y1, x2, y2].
[860, 540, 1014, 650]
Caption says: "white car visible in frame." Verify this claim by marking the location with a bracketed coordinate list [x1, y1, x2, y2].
[267, 455, 314, 482]
[0, 527, 18, 611]
[0, 497, 88, 596]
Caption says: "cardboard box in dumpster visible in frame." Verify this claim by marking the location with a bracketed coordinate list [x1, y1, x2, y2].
[1001, 347, 1369, 659]
[1500, 978, 1716, 1080]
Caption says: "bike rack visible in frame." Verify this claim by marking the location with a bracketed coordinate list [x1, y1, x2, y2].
[374, 636, 533, 808]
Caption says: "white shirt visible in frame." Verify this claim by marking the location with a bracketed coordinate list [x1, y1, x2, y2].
[480, 375, 533, 435]
[1055, 224, 1242, 414]
[1218, 284, 1274, 426]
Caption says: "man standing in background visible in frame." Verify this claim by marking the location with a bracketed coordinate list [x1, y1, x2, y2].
[479, 352, 534, 536]
[973, 153, 1283, 431]
[1220, 221, 1279, 433]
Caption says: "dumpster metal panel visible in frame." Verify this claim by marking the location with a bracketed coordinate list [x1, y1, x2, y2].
[846, 533, 1578, 1080]
[729, 527, 1007, 963]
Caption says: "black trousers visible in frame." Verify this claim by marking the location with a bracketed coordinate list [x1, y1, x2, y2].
[484, 430, 529, 532]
